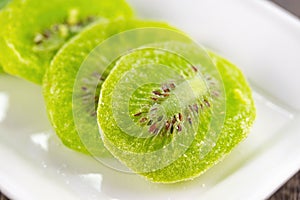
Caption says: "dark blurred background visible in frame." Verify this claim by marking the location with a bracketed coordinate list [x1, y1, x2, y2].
[272, 0, 300, 17]
[0, 0, 300, 200]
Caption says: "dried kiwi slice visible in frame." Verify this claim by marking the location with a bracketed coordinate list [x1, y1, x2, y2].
[43, 20, 173, 155]
[0, 0, 133, 84]
[0, 0, 11, 74]
[0, 0, 10, 9]
[97, 46, 256, 183]
[0, 65, 4, 74]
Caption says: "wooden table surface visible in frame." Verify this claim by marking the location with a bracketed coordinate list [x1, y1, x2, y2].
[1, 0, 300, 199]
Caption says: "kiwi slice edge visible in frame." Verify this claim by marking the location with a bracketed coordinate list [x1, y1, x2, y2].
[97, 46, 256, 183]
[43, 19, 174, 155]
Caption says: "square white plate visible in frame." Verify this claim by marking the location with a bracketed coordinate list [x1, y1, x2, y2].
[1, 0, 300, 199]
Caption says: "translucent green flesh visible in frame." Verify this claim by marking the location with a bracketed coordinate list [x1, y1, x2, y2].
[141, 52, 256, 183]
[0, 0, 10, 9]
[0, 0, 256, 184]
[43, 20, 172, 154]
[0, 0, 133, 84]
[0, 0, 10, 74]
[98, 48, 256, 183]
[99, 48, 209, 148]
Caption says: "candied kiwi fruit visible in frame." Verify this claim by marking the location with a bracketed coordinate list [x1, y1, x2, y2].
[0, 0, 10, 9]
[0, 0, 133, 84]
[97, 46, 256, 183]
[43, 20, 173, 155]
[0, 0, 11, 74]
[0, 65, 4, 74]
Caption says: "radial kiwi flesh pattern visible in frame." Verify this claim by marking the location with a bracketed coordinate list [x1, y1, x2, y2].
[97, 47, 255, 183]
[0, 0, 256, 184]
[43, 20, 173, 155]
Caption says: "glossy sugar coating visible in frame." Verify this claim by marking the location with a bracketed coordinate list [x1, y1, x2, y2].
[43, 20, 172, 154]
[98, 47, 256, 183]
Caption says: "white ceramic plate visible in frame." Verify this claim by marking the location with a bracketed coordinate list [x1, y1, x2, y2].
[1, 0, 300, 199]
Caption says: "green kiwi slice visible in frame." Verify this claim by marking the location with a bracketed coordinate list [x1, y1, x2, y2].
[0, 0, 11, 74]
[0, 65, 4, 74]
[0, 0, 133, 84]
[0, 0, 10, 9]
[97, 44, 256, 183]
[43, 20, 173, 156]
